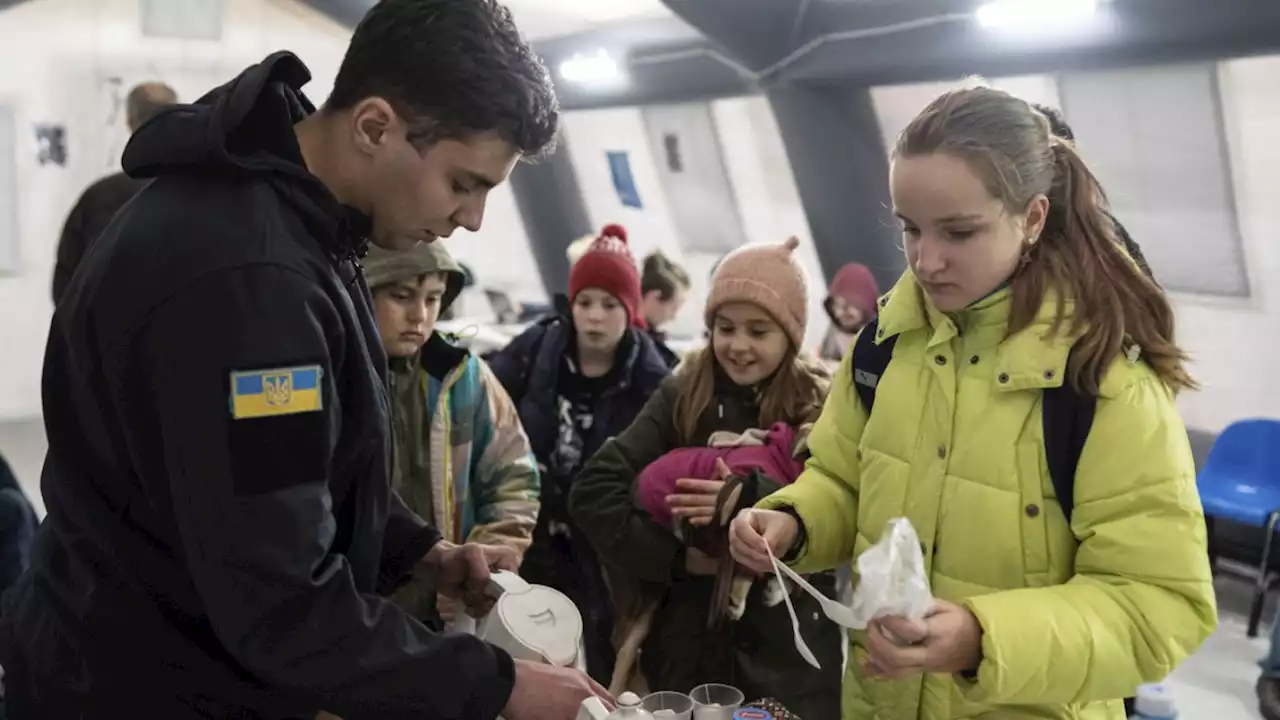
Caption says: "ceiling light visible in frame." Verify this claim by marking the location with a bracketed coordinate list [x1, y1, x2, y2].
[976, 0, 1102, 30]
[558, 49, 628, 88]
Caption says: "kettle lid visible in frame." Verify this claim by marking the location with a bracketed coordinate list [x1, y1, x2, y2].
[605, 692, 655, 720]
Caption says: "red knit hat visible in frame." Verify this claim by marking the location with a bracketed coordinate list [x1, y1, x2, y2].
[828, 262, 880, 320]
[569, 224, 646, 329]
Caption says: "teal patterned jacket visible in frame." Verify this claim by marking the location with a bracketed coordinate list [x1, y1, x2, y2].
[388, 334, 540, 620]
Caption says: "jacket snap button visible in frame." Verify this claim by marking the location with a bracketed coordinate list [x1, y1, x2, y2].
[876, 327, 885, 338]
[937, 445, 947, 459]
[1044, 370, 1055, 380]
[879, 296, 888, 307]
[935, 355, 947, 366]
[998, 372, 1010, 384]
[1025, 504, 1041, 518]
[970, 355, 979, 365]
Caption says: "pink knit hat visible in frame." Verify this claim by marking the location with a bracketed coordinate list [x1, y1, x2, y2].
[704, 236, 809, 348]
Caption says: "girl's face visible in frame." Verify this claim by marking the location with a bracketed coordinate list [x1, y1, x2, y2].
[712, 302, 791, 387]
[572, 288, 629, 354]
[891, 152, 1047, 312]
[373, 273, 448, 359]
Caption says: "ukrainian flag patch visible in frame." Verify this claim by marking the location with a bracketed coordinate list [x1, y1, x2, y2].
[230, 365, 324, 420]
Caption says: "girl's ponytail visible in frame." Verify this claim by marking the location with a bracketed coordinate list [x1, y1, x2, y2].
[1013, 139, 1195, 394]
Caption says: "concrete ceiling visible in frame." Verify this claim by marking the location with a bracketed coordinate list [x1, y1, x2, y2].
[294, 0, 674, 41]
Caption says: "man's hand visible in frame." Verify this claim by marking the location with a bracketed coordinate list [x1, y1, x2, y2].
[436, 593, 462, 629]
[502, 660, 614, 720]
[419, 541, 520, 618]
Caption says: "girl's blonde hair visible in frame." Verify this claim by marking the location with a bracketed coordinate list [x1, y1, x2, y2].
[673, 346, 830, 445]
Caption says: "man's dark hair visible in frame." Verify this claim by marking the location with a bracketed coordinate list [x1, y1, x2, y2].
[327, 0, 560, 157]
[1031, 103, 1074, 142]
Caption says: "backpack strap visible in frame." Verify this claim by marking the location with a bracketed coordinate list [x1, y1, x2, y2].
[850, 317, 897, 414]
[1039, 346, 1097, 527]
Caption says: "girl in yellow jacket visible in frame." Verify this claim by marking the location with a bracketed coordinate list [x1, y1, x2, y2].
[729, 86, 1216, 719]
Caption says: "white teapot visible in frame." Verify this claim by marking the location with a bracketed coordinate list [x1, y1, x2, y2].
[455, 571, 585, 670]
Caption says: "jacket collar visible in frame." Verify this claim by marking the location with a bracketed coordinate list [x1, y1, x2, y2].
[876, 271, 1078, 392]
[418, 332, 470, 380]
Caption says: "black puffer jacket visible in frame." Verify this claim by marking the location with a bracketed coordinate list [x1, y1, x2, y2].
[569, 368, 842, 719]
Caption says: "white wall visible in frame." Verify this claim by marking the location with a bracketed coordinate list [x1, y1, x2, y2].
[0, 0, 353, 421]
[1176, 56, 1280, 433]
[711, 96, 826, 352]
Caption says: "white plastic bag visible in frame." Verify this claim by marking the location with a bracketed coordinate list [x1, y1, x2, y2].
[847, 517, 934, 628]
[766, 517, 933, 668]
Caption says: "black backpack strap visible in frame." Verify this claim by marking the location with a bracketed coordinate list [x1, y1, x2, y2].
[1040, 346, 1098, 527]
[850, 317, 897, 414]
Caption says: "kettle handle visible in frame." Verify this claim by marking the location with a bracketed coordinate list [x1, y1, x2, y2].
[455, 571, 529, 636]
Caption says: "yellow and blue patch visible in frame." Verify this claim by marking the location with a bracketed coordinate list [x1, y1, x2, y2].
[229, 365, 324, 420]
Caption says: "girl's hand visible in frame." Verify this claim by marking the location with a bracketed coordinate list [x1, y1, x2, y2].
[729, 508, 799, 574]
[667, 458, 733, 527]
[861, 600, 984, 680]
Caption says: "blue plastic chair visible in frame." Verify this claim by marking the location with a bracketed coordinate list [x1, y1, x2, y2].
[1196, 418, 1280, 637]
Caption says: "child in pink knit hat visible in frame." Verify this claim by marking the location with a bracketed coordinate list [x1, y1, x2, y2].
[569, 236, 841, 715]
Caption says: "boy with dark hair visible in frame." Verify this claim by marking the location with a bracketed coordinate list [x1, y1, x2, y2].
[3, 1, 609, 719]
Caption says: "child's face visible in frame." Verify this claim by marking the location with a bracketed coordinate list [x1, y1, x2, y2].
[711, 302, 790, 387]
[572, 288, 629, 355]
[373, 273, 449, 359]
[829, 296, 865, 332]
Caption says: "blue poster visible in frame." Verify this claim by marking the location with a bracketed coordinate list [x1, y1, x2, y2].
[607, 150, 643, 209]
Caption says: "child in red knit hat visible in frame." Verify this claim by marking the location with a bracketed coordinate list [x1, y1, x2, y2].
[488, 222, 673, 686]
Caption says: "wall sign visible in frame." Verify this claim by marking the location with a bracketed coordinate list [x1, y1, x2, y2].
[607, 150, 642, 209]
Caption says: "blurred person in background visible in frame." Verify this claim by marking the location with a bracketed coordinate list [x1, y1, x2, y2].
[818, 262, 879, 363]
[639, 250, 691, 367]
[2, 1, 612, 718]
[364, 240, 541, 632]
[489, 223, 671, 684]
[52, 81, 177, 304]
[732, 86, 1213, 720]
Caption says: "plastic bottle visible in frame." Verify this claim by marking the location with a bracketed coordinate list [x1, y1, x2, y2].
[1131, 683, 1178, 720]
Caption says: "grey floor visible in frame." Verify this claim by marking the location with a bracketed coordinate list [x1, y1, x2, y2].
[0, 418, 1263, 716]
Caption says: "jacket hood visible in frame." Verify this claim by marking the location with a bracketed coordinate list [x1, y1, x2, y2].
[124, 52, 314, 182]
[363, 241, 465, 316]
[121, 52, 370, 262]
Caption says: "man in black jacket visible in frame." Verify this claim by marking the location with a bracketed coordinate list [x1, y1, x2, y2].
[0, 2, 608, 719]
[51, 81, 176, 304]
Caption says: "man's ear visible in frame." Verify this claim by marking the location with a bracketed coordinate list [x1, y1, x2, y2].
[350, 97, 398, 156]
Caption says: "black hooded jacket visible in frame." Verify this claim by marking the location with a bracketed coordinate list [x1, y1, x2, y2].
[0, 53, 514, 720]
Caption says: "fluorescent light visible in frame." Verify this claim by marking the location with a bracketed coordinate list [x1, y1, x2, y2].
[558, 49, 627, 88]
[976, 0, 1101, 30]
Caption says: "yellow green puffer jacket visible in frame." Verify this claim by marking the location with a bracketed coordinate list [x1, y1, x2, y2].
[758, 272, 1216, 720]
